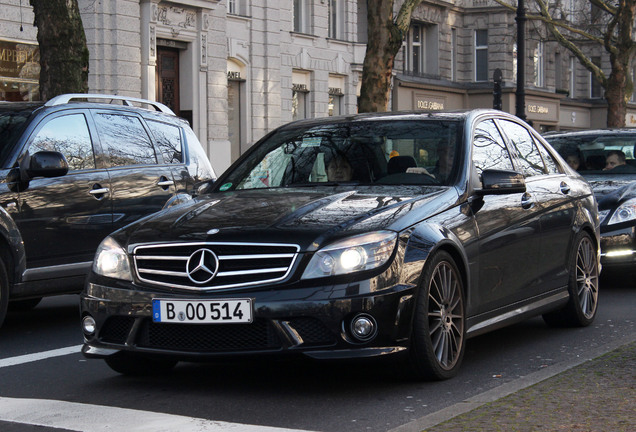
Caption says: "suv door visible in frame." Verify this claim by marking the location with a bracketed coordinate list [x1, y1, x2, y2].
[91, 111, 176, 230]
[12, 110, 112, 278]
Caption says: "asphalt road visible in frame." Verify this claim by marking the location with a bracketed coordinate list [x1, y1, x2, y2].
[0, 276, 634, 432]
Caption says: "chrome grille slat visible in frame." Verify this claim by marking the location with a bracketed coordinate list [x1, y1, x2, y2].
[133, 242, 300, 291]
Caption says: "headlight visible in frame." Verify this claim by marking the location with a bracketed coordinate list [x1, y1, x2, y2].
[302, 231, 397, 279]
[93, 236, 132, 281]
[607, 198, 636, 225]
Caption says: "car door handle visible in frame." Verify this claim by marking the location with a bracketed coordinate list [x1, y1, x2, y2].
[521, 192, 534, 209]
[157, 176, 174, 190]
[89, 185, 109, 199]
[560, 181, 571, 195]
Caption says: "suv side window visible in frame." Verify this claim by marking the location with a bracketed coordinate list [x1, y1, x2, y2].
[498, 120, 546, 177]
[146, 119, 183, 164]
[94, 113, 157, 167]
[472, 119, 514, 174]
[28, 113, 95, 171]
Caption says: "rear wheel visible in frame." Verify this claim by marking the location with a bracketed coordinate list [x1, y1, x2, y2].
[0, 260, 8, 329]
[543, 231, 599, 327]
[105, 352, 178, 376]
[409, 251, 465, 380]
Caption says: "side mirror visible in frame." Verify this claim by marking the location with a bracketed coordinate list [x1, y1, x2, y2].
[25, 151, 69, 179]
[476, 169, 526, 195]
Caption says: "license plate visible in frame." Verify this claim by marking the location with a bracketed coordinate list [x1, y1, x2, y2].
[152, 298, 253, 324]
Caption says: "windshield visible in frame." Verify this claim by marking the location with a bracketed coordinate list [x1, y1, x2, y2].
[546, 133, 636, 174]
[216, 120, 463, 191]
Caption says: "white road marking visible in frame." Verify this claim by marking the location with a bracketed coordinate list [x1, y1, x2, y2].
[0, 397, 312, 432]
[0, 345, 83, 368]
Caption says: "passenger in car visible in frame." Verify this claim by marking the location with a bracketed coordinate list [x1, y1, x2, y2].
[326, 154, 353, 181]
[604, 150, 627, 170]
[566, 153, 583, 171]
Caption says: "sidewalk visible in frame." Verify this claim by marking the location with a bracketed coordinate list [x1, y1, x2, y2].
[400, 340, 635, 432]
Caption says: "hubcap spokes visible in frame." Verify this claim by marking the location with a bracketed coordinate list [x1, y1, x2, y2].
[576, 238, 598, 319]
[428, 262, 464, 370]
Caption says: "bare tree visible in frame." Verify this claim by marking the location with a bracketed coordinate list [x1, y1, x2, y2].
[30, 0, 89, 100]
[358, 0, 423, 113]
[496, 0, 636, 127]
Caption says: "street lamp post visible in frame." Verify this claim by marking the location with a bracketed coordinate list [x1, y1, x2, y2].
[516, 0, 526, 120]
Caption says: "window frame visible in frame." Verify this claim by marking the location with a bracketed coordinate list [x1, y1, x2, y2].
[474, 29, 489, 82]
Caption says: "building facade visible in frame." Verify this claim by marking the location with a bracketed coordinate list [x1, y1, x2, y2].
[1, 0, 635, 173]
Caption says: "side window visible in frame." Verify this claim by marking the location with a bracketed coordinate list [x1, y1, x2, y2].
[147, 120, 183, 164]
[499, 120, 545, 177]
[28, 113, 95, 171]
[535, 139, 562, 174]
[94, 113, 157, 167]
[472, 119, 514, 174]
[183, 127, 215, 182]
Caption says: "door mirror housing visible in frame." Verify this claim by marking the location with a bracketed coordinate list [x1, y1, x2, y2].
[476, 169, 526, 195]
[24, 151, 69, 179]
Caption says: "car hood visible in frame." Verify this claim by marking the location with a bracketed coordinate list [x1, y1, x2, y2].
[586, 177, 636, 211]
[583, 174, 636, 198]
[118, 186, 457, 251]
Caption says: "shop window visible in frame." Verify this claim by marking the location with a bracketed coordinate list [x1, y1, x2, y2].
[475, 30, 488, 82]
[293, 84, 309, 121]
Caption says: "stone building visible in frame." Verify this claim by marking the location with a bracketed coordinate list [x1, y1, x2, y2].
[1, 0, 635, 173]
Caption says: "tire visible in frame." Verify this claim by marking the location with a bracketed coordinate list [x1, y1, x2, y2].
[9, 297, 42, 311]
[409, 251, 466, 380]
[0, 259, 8, 329]
[543, 231, 599, 327]
[105, 352, 178, 376]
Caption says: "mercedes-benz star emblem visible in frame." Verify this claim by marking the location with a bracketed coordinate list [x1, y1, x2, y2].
[186, 248, 219, 284]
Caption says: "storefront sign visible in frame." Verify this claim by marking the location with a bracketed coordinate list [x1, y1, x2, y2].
[0, 40, 39, 79]
[527, 104, 549, 114]
[415, 96, 445, 111]
[227, 71, 241, 80]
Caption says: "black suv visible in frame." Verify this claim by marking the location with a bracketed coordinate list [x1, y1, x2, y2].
[0, 94, 215, 327]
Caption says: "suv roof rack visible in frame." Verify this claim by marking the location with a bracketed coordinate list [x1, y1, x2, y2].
[45, 94, 175, 115]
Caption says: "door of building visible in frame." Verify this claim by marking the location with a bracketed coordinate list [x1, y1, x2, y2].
[156, 47, 180, 117]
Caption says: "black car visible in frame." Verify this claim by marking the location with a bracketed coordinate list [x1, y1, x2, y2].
[80, 110, 600, 380]
[544, 129, 636, 281]
[0, 94, 215, 328]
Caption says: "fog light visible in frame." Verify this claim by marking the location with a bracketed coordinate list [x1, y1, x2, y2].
[350, 314, 377, 342]
[82, 315, 96, 335]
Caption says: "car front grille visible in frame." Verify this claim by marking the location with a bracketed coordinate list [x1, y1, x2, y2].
[137, 319, 282, 352]
[133, 242, 300, 291]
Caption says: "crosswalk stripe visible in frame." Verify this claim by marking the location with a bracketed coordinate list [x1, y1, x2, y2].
[0, 345, 83, 368]
[0, 397, 312, 432]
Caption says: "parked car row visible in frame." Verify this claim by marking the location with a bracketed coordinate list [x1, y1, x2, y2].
[0, 94, 215, 327]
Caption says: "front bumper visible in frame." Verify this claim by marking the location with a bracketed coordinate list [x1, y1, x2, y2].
[599, 224, 636, 270]
[80, 279, 417, 362]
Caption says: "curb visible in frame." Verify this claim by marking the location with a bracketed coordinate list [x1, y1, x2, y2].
[389, 332, 636, 432]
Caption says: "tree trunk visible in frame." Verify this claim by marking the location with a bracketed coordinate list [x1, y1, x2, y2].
[604, 60, 628, 128]
[358, 0, 422, 113]
[30, 0, 89, 100]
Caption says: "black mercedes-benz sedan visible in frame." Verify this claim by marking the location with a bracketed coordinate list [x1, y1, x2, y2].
[80, 110, 600, 380]
[544, 129, 636, 282]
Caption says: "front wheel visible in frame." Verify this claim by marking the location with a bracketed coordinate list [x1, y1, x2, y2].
[409, 251, 466, 380]
[543, 231, 599, 327]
